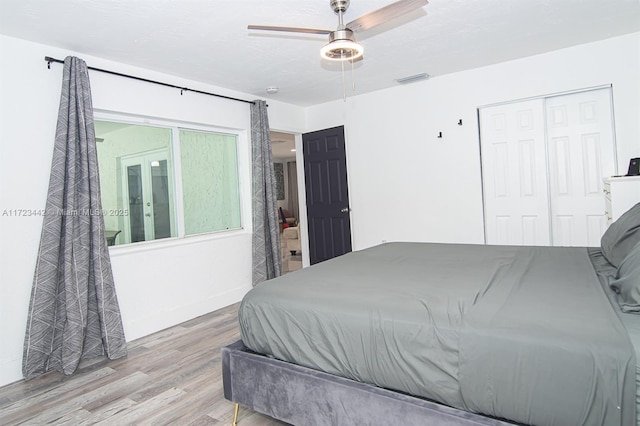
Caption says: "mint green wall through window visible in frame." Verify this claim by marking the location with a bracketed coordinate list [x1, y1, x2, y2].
[179, 129, 241, 235]
[95, 118, 242, 246]
[95, 121, 174, 245]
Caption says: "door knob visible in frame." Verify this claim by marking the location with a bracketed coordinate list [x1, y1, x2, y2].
[145, 213, 151, 217]
[341, 207, 350, 213]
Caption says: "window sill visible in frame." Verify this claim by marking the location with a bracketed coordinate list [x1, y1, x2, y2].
[107, 227, 248, 257]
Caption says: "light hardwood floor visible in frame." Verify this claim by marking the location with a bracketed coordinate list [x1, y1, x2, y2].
[0, 303, 286, 425]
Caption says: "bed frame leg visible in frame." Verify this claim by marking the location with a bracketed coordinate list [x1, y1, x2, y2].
[232, 403, 239, 426]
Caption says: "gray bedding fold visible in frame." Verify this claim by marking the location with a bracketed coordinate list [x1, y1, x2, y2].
[239, 242, 636, 426]
[458, 245, 635, 425]
[590, 247, 640, 426]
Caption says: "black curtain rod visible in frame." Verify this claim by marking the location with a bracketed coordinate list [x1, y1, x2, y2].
[44, 56, 256, 105]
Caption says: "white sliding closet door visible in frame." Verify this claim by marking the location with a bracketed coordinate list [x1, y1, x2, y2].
[546, 89, 616, 246]
[480, 87, 616, 247]
[480, 99, 550, 245]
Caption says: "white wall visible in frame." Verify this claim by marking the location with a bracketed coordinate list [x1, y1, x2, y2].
[0, 35, 305, 386]
[306, 33, 640, 251]
[2, 31, 638, 387]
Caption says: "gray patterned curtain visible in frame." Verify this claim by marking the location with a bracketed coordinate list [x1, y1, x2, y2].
[251, 100, 282, 285]
[287, 161, 299, 221]
[23, 56, 127, 379]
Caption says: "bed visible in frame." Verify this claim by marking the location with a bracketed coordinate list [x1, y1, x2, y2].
[223, 203, 640, 426]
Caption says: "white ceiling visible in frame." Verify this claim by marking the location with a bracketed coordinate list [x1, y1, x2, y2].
[271, 131, 297, 160]
[1, 0, 639, 107]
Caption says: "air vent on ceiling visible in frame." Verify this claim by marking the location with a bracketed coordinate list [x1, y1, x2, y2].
[395, 72, 430, 85]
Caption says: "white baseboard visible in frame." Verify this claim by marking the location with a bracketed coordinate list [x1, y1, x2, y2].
[122, 283, 252, 342]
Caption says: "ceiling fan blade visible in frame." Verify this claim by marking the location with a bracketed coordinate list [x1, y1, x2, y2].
[346, 0, 428, 33]
[248, 25, 331, 35]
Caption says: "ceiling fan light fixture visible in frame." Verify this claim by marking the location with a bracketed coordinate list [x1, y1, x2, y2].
[321, 39, 364, 61]
[320, 28, 363, 61]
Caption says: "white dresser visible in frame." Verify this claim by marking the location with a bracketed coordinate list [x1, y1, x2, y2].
[603, 176, 640, 223]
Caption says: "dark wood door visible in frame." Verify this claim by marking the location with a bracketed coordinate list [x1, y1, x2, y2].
[303, 126, 352, 265]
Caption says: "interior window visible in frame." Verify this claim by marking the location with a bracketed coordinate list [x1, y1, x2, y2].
[179, 129, 241, 235]
[95, 119, 242, 246]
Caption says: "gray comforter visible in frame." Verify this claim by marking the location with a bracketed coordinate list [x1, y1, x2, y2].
[239, 242, 635, 425]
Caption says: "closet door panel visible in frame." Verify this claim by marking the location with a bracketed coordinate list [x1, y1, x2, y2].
[545, 88, 616, 246]
[480, 99, 550, 246]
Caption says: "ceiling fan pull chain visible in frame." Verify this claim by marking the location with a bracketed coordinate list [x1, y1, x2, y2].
[341, 58, 346, 102]
[351, 57, 356, 92]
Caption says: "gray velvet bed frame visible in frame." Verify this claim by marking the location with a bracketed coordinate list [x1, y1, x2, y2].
[222, 340, 516, 426]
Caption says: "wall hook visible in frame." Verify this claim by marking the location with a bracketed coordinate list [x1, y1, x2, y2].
[458, 119, 463, 126]
[437, 132, 443, 138]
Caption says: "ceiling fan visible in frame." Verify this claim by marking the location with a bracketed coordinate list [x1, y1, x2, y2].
[248, 0, 428, 62]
